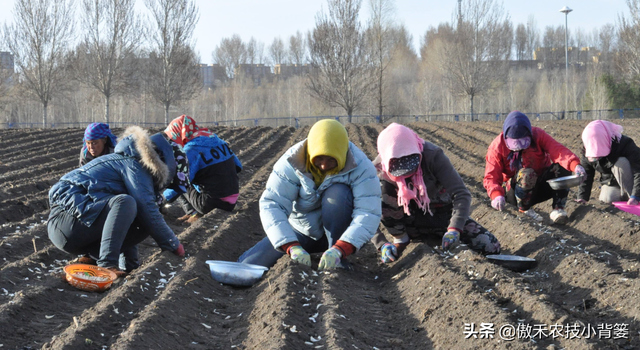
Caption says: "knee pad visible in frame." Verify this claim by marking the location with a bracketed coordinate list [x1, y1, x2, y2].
[516, 168, 537, 190]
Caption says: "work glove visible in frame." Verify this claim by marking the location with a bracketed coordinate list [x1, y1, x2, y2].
[318, 247, 342, 270]
[575, 198, 587, 204]
[491, 196, 506, 211]
[574, 165, 586, 183]
[380, 242, 398, 263]
[442, 230, 460, 252]
[173, 243, 185, 258]
[288, 245, 311, 267]
[628, 197, 639, 206]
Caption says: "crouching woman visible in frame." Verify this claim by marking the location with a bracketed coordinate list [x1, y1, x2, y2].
[47, 126, 188, 277]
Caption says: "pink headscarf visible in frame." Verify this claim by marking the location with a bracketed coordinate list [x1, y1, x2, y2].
[582, 120, 623, 158]
[377, 123, 432, 216]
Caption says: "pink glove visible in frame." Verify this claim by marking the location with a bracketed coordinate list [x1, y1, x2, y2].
[491, 196, 505, 211]
[575, 199, 587, 204]
[628, 197, 639, 206]
[574, 165, 586, 183]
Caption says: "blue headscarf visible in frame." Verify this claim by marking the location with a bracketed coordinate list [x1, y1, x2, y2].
[82, 123, 118, 157]
[503, 111, 532, 171]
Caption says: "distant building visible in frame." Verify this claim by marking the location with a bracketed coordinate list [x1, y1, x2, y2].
[234, 64, 273, 85]
[533, 46, 599, 69]
[273, 64, 315, 79]
[199, 63, 226, 88]
[0, 51, 14, 73]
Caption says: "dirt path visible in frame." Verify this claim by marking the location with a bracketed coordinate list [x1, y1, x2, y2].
[0, 122, 638, 349]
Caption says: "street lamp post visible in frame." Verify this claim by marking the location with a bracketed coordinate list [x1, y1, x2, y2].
[560, 6, 572, 116]
[559, 6, 573, 71]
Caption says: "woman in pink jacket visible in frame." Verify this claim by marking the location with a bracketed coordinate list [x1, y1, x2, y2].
[484, 111, 585, 224]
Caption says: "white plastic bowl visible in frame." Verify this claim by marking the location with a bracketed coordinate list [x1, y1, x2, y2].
[205, 260, 268, 287]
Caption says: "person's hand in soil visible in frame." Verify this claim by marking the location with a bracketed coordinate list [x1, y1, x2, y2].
[627, 197, 639, 206]
[380, 242, 397, 263]
[491, 196, 505, 211]
[575, 198, 587, 204]
[318, 247, 341, 270]
[173, 243, 185, 257]
[442, 230, 460, 251]
[288, 245, 311, 267]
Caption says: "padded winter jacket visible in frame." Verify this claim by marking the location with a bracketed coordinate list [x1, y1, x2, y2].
[163, 135, 242, 201]
[48, 126, 181, 252]
[259, 139, 381, 253]
[577, 135, 640, 200]
[484, 127, 580, 200]
[372, 141, 472, 235]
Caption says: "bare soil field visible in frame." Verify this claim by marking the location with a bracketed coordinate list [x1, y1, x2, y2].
[1, 120, 639, 350]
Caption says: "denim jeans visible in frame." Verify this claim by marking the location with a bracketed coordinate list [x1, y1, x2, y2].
[238, 183, 354, 268]
[48, 194, 147, 270]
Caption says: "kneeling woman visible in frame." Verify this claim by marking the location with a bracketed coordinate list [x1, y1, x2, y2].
[48, 126, 188, 276]
[577, 120, 640, 205]
[372, 123, 501, 263]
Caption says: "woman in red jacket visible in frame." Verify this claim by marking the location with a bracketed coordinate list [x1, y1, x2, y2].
[484, 111, 585, 224]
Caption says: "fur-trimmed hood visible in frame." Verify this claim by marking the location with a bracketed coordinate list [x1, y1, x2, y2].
[115, 126, 175, 188]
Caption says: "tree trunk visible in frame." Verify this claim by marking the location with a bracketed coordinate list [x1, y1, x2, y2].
[470, 94, 475, 122]
[164, 103, 170, 125]
[42, 101, 48, 128]
[105, 96, 110, 124]
[347, 107, 353, 123]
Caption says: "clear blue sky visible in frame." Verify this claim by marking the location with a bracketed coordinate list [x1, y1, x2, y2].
[0, 0, 628, 64]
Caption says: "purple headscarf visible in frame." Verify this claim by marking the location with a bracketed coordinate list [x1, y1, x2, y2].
[503, 111, 533, 171]
[82, 123, 117, 157]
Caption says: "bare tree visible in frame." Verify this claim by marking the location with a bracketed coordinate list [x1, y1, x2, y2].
[617, 0, 640, 83]
[75, 0, 141, 123]
[145, 0, 201, 124]
[214, 34, 247, 79]
[429, 0, 512, 120]
[307, 0, 373, 122]
[366, 0, 395, 121]
[524, 15, 538, 61]
[246, 37, 265, 65]
[3, 0, 74, 127]
[288, 31, 307, 65]
[515, 23, 526, 60]
[269, 37, 286, 65]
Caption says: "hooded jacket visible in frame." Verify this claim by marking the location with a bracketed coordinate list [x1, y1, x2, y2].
[48, 126, 180, 251]
[259, 139, 381, 253]
[163, 135, 242, 202]
[577, 135, 640, 200]
[484, 127, 580, 200]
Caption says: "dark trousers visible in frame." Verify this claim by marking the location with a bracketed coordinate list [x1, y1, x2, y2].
[176, 187, 236, 216]
[505, 163, 572, 210]
[48, 194, 147, 271]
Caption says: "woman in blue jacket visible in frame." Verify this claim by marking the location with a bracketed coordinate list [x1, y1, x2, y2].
[48, 126, 188, 276]
[238, 119, 381, 270]
[163, 115, 242, 224]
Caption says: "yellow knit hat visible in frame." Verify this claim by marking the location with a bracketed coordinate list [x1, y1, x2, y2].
[305, 119, 349, 185]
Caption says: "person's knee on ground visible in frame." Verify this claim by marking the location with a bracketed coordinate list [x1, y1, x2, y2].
[611, 157, 634, 199]
[514, 168, 537, 210]
[599, 184, 625, 203]
[461, 219, 501, 254]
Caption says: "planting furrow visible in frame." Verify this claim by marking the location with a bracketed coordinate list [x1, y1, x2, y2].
[41, 125, 302, 349]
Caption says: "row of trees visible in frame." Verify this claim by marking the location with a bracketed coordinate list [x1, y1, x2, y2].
[2, 0, 640, 128]
[1, 0, 201, 127]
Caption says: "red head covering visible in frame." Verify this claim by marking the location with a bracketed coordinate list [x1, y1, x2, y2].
[164, 115, 214, 147]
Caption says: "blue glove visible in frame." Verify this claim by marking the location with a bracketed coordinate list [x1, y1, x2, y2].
[288, 246, 311, 267]
[442, 230, 460, 251]
[380, 242, 398, 263]
[318, 247, 342, 270]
